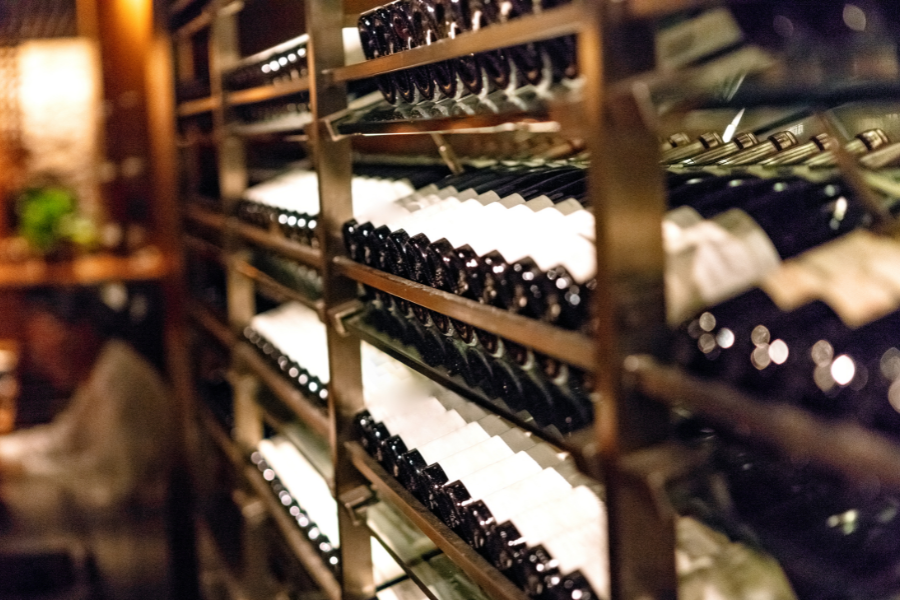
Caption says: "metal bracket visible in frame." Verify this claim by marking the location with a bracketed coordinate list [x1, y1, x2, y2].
[430, 132, 464, 175]
[327, 299, 364, 336]
[339, 484, 378, 526]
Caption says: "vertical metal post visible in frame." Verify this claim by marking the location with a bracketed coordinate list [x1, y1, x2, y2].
[579, 1, 677, 599]
[306, 0, 374, 598]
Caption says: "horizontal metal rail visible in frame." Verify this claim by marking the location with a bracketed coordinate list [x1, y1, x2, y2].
[234, 342, 331, 440]
[227, 77, 311, 106]
[333, 257, 596, 371]
[347, 441, 531, 600]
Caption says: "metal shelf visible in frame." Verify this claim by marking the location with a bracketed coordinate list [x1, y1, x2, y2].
[628, 354, 900, 491]
[177, 96, 220, 117]
[326, 89, 577, 138]
[227, 78, 311, 107]
[198, 403, 341, 600]
[333, 257, 595, 371]
[234, 342, 331, 441]
[367, 502, 492, 600]
[327, 4, 583, 83]
[231, 258, 324, 317]
[187, 300, 236, 348]
[233, 221, 324, 268]
[346, 441, 531, 600]
[183, 206, 323, 268]
[343, 313, 583, 452]
[243, 460, 343, 600]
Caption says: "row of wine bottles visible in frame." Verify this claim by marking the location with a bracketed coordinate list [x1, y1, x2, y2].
[224, 35, 310, 92]
[353, 354, 799, 600]
[674, 420, 900, 599]
[673, 229, 900, 439]
[251, 250, 324, 300]
[244, 302, 331, 408]
[362, 299, 593, 435]
[357, 0, 577, 105]
[661, 128, 897, 168]
[354, 368, 607, 599]
[252, 437, 342, 573]
[234, 167, 444, 247]
[342, 146, 884, 331]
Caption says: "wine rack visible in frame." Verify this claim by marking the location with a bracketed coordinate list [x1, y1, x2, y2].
[171, 0, 900, 599]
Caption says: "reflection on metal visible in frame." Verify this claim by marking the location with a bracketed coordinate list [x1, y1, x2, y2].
[325, 87, 574, 139]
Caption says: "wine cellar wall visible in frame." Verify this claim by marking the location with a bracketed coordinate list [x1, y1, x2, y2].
[173, 0, 900, 599]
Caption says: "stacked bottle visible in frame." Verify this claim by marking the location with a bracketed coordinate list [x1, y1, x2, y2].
[671, 418, 900, 600]
[253, 437, 341, 572]
[362, 301, 594, 435]
[355, 345, 608, 599]
[252, 250, 324, 300]
[357, 0, 577, 106]
[344, 128, 890, 333]
[224, 35, 310, 91]
[355, 347, 800, 599]
[254, 435, 416, 589]
[235, 168, 430, 248]
[243, 302, 330, 408]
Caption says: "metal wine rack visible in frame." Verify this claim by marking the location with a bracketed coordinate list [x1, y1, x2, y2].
[171, 0, 900, 599]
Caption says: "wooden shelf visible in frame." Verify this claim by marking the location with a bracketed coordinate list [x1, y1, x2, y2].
[231, 258, 324, 317]
[327, 4, 583, 83]
[243, 461, 343, 600]
[347, 441, 530, 600]
[628, 354, 900, 491]
[184, 204, 228, 232]
[333, 257, 595, 371]
[232, 221, 324, 269]
[0, 250, 169, 290]
[187, 300, 235, 348]
[227, 78, 311, 107]
[343, 313, 587, 452]
[234, 342, 331, 441]
[178, 96, 220, 117]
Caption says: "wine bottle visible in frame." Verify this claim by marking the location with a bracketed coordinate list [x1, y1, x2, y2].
[460, 460, 596, 549]
[660, 132, 724, 164]
[673, 230, 900, 436]
[395, 414, 512, 494]
[715, 131, 798, 167]
[760, 133, 833, 167]
[680, 132, 759, 166]
[435, 442, 565, 529]
[804, 128, 890, 168]
[416, 428, 537, 514]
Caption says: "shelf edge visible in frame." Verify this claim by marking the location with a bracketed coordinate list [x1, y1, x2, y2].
[333, 257, 595, 371]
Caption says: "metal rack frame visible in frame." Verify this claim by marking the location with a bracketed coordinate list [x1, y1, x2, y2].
[172, 1, 900, 599]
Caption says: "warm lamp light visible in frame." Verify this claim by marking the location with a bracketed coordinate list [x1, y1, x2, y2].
[17, 38, 102, 219]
